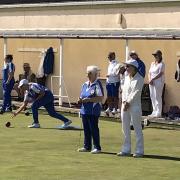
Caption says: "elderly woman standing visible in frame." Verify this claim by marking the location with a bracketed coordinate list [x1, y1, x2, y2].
[0, 55, 15, 114]
[117, 59, 144, 158]
[78, 66, 104, 154]
[148, 50, 165, 118]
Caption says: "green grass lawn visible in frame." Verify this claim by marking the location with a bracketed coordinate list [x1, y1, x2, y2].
[0, 112, 179, 180]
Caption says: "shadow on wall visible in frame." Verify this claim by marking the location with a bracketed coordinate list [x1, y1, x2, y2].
[117, 13, 127, 29]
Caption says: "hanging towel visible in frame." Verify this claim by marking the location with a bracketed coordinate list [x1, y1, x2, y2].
[43, 47, 54, 75]
[37, 51, 46, 78]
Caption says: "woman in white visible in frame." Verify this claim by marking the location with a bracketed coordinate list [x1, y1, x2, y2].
[149, 50, 165, 118]
[117, 59, 144, 158]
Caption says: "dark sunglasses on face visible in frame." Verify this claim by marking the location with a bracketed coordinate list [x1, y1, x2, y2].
[130, 54, 136, 57]
[154, 55, 160, 58]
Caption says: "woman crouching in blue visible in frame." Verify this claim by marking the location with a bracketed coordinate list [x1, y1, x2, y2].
[78, 66, 104, 154]
[12, 79, 72, 128]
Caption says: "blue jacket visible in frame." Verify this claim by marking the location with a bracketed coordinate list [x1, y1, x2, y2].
[136, 58, 146, 78]
[43, 47, 54, 75]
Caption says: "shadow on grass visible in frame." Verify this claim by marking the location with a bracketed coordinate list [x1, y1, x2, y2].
[40, 127, 83, 131]
[100, 151, 117, 155]
[98, 152, 180, 161]
[147, 126, 180, 131]
[143, 154, 180, 161]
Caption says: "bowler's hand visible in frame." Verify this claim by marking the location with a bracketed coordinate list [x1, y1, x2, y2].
[77, 98, 83, 104]
[82, 98, 90, 103]
[149, 79, 153, 85]
[123, 102, 130, 111]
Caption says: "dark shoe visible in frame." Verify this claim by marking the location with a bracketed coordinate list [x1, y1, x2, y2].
[130, 125, 134, 130]
[130, 124, 144, 130]
[12, 104, 17, 110]
[0, 109, 4, 114]
[6, 107, 12, 112]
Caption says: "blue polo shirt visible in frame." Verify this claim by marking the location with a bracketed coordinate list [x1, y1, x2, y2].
[24, 83, 49, 102]
[80, 79, 104, 117]
[136, 58, 146, 78]
[2, 62, 15, 82]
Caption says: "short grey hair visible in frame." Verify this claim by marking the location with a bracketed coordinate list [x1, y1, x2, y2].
[86, 65, 100, 74]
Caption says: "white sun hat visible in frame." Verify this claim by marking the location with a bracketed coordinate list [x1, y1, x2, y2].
[86, 65, 100, 74]
[18, 79, 29, 88]
[124, 59, 139, 69]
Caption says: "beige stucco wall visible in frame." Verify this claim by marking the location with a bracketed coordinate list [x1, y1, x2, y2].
[0, 38, 179, 112]
[63, 39, 180, 112]
[0, 38, 60, 92]
[0, 4, 180, 29]
[63, 39, 126, 104]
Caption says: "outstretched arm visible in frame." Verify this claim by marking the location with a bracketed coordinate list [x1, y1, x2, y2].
[12, 101, 28, 117]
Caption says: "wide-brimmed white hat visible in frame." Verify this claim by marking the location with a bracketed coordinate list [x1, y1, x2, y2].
[124, 59, 139, 69]
[18, 79, 29, 88]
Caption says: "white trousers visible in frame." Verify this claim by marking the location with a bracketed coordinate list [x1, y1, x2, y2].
[121, 106, 144, 154]
[149, 82, 164, 116]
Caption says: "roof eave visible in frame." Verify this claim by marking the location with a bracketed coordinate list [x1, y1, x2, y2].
[0, 0, 180, 10]
[0, 28, 180, 40]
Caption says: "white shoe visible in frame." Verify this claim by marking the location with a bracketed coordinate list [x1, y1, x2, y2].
[143, 119, 150, 126]
[133, 153, 144, 158]
[91, 149, 101, 154]
[148, 111, 156, 117]
[61, 120, 72, 128]
[77, 147, 91, 152]
[117, 109, 121, 113]
[148, 114, 161, 118]
[112, 108, 117, 115]
[153, 115, 161, 118]
[28, 123, 40, 128]
[117, 152, 131, 157]
[148, 114, 155, 117]
[105, 108, 111, 113]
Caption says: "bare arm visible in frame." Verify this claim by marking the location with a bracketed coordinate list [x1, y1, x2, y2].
[148, 72, 151, 82]
[151, 72, 164, 81]
[6, 71, 14, 83]
[82, 96, 103, 103]
[13, 101, 28, 117]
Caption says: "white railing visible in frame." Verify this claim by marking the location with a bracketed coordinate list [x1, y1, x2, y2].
[50, 75, 71, 107]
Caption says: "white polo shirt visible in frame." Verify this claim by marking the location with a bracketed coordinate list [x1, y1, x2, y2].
[106, 60, 120, 83]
